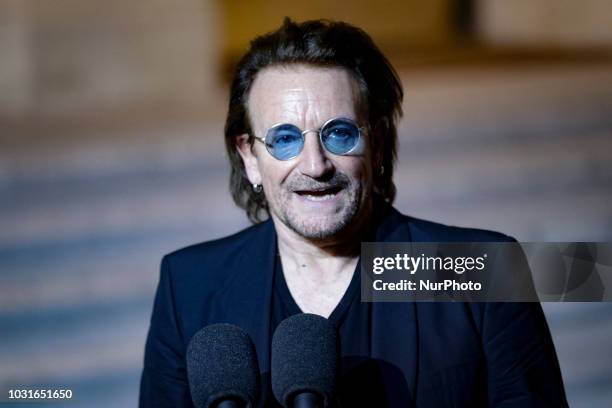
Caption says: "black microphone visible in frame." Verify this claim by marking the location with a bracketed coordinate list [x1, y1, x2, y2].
[186, 323, 260, 408]
[271, 313, 338, 408]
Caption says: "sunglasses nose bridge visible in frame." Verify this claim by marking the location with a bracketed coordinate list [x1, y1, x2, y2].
[300, 128, 327, 152]
[300, 128, 325, 153]
[301, 128, 321, 137]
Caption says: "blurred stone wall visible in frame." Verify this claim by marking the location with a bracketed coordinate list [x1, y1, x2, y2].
[0, 0, 220, 127]
[478, 0, 612, 47]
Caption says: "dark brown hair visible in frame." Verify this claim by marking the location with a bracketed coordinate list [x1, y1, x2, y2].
[225, 18, 403, 223]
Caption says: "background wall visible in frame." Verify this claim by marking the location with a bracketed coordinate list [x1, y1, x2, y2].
[1, 1, 611, 407]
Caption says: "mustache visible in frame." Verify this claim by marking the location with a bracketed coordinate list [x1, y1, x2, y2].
[285, 172, 351, 191]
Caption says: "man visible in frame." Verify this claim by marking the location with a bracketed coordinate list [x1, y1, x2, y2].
[140, 19, 568, 407]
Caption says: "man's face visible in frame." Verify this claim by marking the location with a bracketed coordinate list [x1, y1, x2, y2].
[237, 64, 374, 240]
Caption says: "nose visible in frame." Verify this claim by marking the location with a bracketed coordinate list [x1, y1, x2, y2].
[296, 131, 333, 178]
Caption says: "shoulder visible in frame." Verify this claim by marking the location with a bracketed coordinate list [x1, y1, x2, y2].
[381, 205, 516, 243]
[409, 215, 515, 242]
[160, 219, 274, 287]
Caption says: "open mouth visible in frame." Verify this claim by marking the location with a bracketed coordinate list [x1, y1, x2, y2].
[294, 186, 343, 201]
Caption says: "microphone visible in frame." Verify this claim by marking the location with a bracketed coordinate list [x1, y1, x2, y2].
[186, 323, 260, 408]
[271, 313, 338, 408]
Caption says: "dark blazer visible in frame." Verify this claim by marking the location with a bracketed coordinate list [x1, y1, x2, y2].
[139, 204, 568, 407]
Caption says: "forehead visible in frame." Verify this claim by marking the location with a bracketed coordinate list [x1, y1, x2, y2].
[247, 64, 361, 129]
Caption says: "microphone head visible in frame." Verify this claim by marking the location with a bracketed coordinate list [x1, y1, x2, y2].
[187, 323, 260, 408]
[271, 313, 338, 407]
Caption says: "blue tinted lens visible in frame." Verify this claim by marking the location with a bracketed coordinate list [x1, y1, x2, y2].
[320, 119, 360, 155]
[265, 124, 304, 160]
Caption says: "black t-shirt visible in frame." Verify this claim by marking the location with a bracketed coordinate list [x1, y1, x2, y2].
[270, 252, 407, 407]
[272, 250, 364, 334]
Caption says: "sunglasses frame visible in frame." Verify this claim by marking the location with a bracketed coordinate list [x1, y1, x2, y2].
[252, 117, 367, 161]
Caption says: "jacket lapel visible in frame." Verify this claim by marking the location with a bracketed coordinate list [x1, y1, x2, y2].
[212, 219, 277, 373]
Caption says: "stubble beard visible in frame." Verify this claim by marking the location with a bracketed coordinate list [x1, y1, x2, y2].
[270, 173, 366, 241]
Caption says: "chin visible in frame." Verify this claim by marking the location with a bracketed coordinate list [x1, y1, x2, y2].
[289, 219, 347, 240]
[283, 206, 360, 240]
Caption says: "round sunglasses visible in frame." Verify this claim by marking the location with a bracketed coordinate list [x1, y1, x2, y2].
[252, 117, 366, 161]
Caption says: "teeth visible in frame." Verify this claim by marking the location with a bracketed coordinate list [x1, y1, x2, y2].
[303, 193, 335, 201]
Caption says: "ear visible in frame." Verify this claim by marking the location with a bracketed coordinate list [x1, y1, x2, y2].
[236, 134, 262, 185]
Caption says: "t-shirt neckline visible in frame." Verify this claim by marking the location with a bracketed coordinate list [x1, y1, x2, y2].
[273, 251, 361, 326]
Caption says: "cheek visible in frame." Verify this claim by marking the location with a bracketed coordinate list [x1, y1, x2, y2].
[258, 160, 295, 187]
[338, 157, 370, 180]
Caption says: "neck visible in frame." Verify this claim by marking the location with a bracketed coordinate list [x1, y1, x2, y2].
[270, 200, 374, 317]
